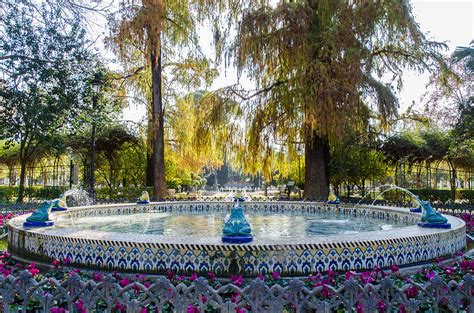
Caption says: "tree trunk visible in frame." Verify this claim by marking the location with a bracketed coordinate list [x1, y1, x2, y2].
[150, 45, 167, 199]
[146, 137, 154, 186]
[448, 159, 457, 201]
[303, 133, 330, 200]
[394, 163, 399, 186]
[8, 165, 14, 187]
[17, 158, 27, 203]
[416, 165, 422, 189]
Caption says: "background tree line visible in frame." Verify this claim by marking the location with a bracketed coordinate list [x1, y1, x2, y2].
[0, 0, 472, 203]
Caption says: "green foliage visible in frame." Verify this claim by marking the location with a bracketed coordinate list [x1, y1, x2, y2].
[94, 186, 151, 201]
[373, 188, 474, 204]
[452, 40, 474, 74]
[0, 0, 97, 201]
[0, 186, 65, 202]
[459, 189, 474, 204]
[380, 128, 452, 166]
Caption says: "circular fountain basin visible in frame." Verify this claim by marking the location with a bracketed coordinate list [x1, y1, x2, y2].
[8, 201, 465, 276]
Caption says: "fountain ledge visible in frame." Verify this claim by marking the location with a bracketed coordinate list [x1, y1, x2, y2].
[7, 201, 466, 276]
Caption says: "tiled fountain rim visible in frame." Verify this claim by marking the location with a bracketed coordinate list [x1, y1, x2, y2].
[8, 201, 465, 249]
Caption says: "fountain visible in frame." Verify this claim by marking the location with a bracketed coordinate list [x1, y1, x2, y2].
[418, 199, 451, 228]
[221, 197, 253, 243]
[137, 191, 150, 204]
[23, 200, 54, 228]
[8, 189, 464, 275]
[51, 193, 68, 212]
[357, 185, 451, 229]
[64, 188, 93, 207]
[327, 191, 340, 204]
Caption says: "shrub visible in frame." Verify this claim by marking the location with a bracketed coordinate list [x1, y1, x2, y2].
[408, 189, 452, 203]
[0, 186, 65, 202]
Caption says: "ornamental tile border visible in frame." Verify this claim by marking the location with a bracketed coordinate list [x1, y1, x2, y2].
[7, 201, 466, 276]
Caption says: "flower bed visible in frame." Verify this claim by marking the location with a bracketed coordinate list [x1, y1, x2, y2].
[0, 251, 473, 312]
[0, 210, 34, 237]
[459, 213, 474, 236]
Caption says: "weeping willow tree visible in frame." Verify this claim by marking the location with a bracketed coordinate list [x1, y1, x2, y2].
[224, 0, 446, 199]
[168, 91, 243, 183]
[107, 0, 220, 197]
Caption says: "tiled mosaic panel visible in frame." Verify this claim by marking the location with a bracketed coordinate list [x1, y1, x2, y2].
[14, 227, 465, 275]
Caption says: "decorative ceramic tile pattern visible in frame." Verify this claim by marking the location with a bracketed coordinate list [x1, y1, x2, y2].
[8, 201, 466, 276]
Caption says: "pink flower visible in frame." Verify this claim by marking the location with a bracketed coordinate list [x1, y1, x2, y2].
[27, 263, 39, 277]
[360, 272, 374, 285]
[235, 308, 246, 313]
[321, 286, 331, 298]
[144, 282, 151, 288]
[257, 274, 264, 280]
[93, 272, 103, 282]
[29, 268, 40, 276]
[445, 266, 455, 276]
[75, 299, 86, 313]
[68, 269, 80, 276]
[177, 275, 185, 281]
[52, 259, 60, 269]
[377, 300, 386, 312]
[356, 302, 364, 313]
[50, 307, 66, 313]
[133, 283, 140, 296]
[114, 303, 126, 313]
[425, 271, 436, 280]
[406, 285, 418, 298]
[166, 269, 175, 280]
[271, 271, 280, 280]
[231, 292, 240, 303]
[345, 271, 356, 280]
[63, 257, 71, 265]
[460, 260, 474, 271]
[120, 277, 130, 287]
[207, 272, 217, 281]
[189, 273, 198, 282]
[187, 304, 200, 313]
[327, 269, 337, 279]
[140, 308, 148, 313]
[2, 268, 11, 276]
[390, 265, 399, 273]
[201, 294, 207, 304]
[231, 274, 242, 287]
[308, 273, 321, 282]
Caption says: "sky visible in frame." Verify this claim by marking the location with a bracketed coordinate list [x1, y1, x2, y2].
[121, 0, 474, 123]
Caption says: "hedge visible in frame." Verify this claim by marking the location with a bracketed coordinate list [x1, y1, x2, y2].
[0, 185, 473, 204]
[0, 186, 65, 202]
[363, 188, 474, 204]
[0, 186, 185, 202]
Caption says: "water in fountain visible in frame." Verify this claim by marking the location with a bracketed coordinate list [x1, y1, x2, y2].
[63, 188, 93, 207]
[224, 192, 235, 202]
[356, 184, 421, 231]
[357, 184, 419, 206]
[242, 189, 252, 201]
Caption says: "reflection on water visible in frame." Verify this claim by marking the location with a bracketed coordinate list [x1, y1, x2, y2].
[59, 211, 408, 238]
